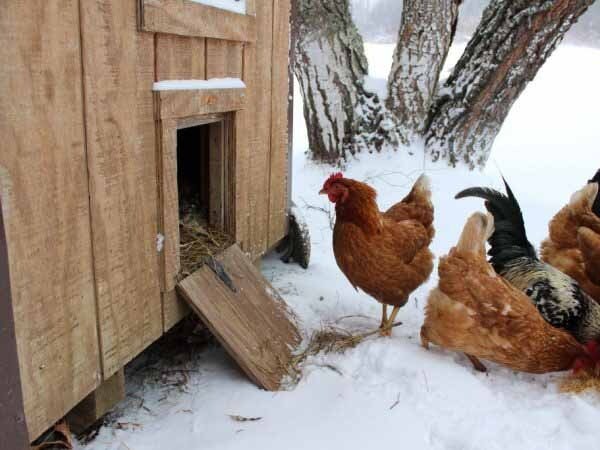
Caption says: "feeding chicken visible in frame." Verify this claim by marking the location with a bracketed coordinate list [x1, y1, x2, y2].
[421, 212, 588, 373]
[319, 173, 434, 336]
[456, 179, 600, 343]
[541, 170, 600, 301]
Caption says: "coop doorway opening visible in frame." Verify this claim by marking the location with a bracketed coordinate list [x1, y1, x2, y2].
[177, 119, 234, 280]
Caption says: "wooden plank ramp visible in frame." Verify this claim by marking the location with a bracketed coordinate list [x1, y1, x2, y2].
[177, 244, 300, 390]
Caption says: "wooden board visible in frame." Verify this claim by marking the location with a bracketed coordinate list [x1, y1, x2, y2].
[141, 0, 257, 42]
[0, 198, 29, 449]
[0, 1, 101, 439]
[177, 245, 300, 390]
[80, 0, 163, 378]
[157, 88, 247, 120]
[158, 119, 180, 294]
[206, 39, 244, 79]
[66, 369, 125, 434]
[156, 34, 206, 81]
[245, 0, 274, 258]
[268, 0, 292, 248]
[163, 289, 191, 332]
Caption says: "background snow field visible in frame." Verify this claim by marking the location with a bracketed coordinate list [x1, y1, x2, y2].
[79, 45, 600, 450]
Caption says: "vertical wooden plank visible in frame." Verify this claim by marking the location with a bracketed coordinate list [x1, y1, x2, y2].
[246, 0, 256, 16]
[0, 1, 100, 440]
[80, 0, 162, 378]
[206, 38, 244, 78]
[158, 119, 180, 295]
[235, 45, 255, 254]
[155, 34, 206, 81]
[247, 1, 274, 257]
[268, 0, 292, 247]
[66, 369, 125, 434]
[209, 121, 225, 228]
[163, 289, 190, 332]
[0, 197, 29, 449]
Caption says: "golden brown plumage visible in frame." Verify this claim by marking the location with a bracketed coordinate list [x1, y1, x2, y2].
[320, 173, 434, 335]
[541, 182, 600, 301]
[421, 213, 586, 373]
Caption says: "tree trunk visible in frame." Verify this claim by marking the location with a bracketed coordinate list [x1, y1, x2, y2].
[387, 0, 461, 143]
[292, 0, 368, 161]
[292, 0, 402, 161]
[425, 0, 595, 169]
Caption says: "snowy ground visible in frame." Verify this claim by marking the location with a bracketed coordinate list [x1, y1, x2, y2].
[79, 44, 600, 450]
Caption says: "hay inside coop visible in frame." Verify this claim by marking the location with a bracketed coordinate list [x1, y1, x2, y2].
[177, 119, 234, 280]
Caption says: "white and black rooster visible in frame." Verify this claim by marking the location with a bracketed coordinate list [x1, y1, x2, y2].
[456, 177, 600, 344]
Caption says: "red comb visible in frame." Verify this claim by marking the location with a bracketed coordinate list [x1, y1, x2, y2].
[326, 172, 344, 184]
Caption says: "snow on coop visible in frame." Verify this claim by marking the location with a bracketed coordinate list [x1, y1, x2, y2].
[0, 0, 294, 444]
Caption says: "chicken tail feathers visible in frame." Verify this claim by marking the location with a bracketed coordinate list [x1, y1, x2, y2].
[455, 180, 538, 272]
[456, 212, 494, 257]
[588, 169, 600, 217]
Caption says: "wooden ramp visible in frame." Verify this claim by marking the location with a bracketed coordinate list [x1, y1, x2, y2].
[177, 244, 300, 390]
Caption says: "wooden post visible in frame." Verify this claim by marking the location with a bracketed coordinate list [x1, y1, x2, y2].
[66, 369, 125, 435]
[0, 196, 30, 448]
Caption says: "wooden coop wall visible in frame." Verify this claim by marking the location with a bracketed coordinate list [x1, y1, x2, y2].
[0, 0, 291, 441]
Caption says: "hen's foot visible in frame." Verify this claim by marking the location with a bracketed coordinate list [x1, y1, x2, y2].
[466, 354, 487, 372]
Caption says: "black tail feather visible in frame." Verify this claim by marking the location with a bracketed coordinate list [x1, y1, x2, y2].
[589, 169, 600, 217]
[455, 179, 538, 272]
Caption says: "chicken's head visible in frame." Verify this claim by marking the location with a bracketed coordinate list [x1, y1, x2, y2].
[572, 340, 600, 376]
[319, 172, 349, 204]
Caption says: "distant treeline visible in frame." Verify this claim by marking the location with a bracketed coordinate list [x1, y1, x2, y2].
[351, 0, 600, 47]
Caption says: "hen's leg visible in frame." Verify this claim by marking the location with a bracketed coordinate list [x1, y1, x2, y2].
[380, 306, 400, 337]
[379, 304, 388, 329]
[466, 354, 487, 372]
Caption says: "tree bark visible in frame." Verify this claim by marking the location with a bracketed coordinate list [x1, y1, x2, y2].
[292, 0, 401, 161]
[425, 0, 595, 169]
[292, 0, 368, 161]
[387, 0, 461, 143]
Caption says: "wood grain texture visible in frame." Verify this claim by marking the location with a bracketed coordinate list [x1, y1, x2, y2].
[177, 244, 300, 390]
[141, 0, 257, 42]
[163, 289, 190, 332]
[157, 88, 247, 119]
[156, 34, 206, 81]
[268, 0, 292, 248]
[80, 0, 162, 378]
[0, 1, 100, 439]
[66, 369, 125, 434]
[206, 39, 244, 79]
[232, 46, 254, 253]
[158, 119, 179, 293]
[245, 0, 274, 258]
[246, 0, 256, 16]
[0, 199, 29, 449]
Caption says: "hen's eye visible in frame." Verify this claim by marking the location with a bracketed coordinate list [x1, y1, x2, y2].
[525, 288, 534, 295]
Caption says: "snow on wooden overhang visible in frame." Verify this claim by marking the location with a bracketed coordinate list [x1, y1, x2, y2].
[153, 78, 246, 91]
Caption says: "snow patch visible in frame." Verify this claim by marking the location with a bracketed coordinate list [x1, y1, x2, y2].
[189, 0, 246, 14]
[153, 78, 246, 91]
[156, 233, 165, 253]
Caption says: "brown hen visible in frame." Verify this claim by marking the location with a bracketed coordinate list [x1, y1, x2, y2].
[421, 212, 586, 373]
[541, 176, 600, 301]
[319, 173, 434, 336]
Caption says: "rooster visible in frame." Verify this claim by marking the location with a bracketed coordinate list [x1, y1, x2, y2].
[319, 173, 434, 336]
[456, 179, 600, 343]
[541, 170, 600, 300]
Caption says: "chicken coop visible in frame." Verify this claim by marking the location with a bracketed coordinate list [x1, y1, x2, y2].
[0, 0, 296, 445]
